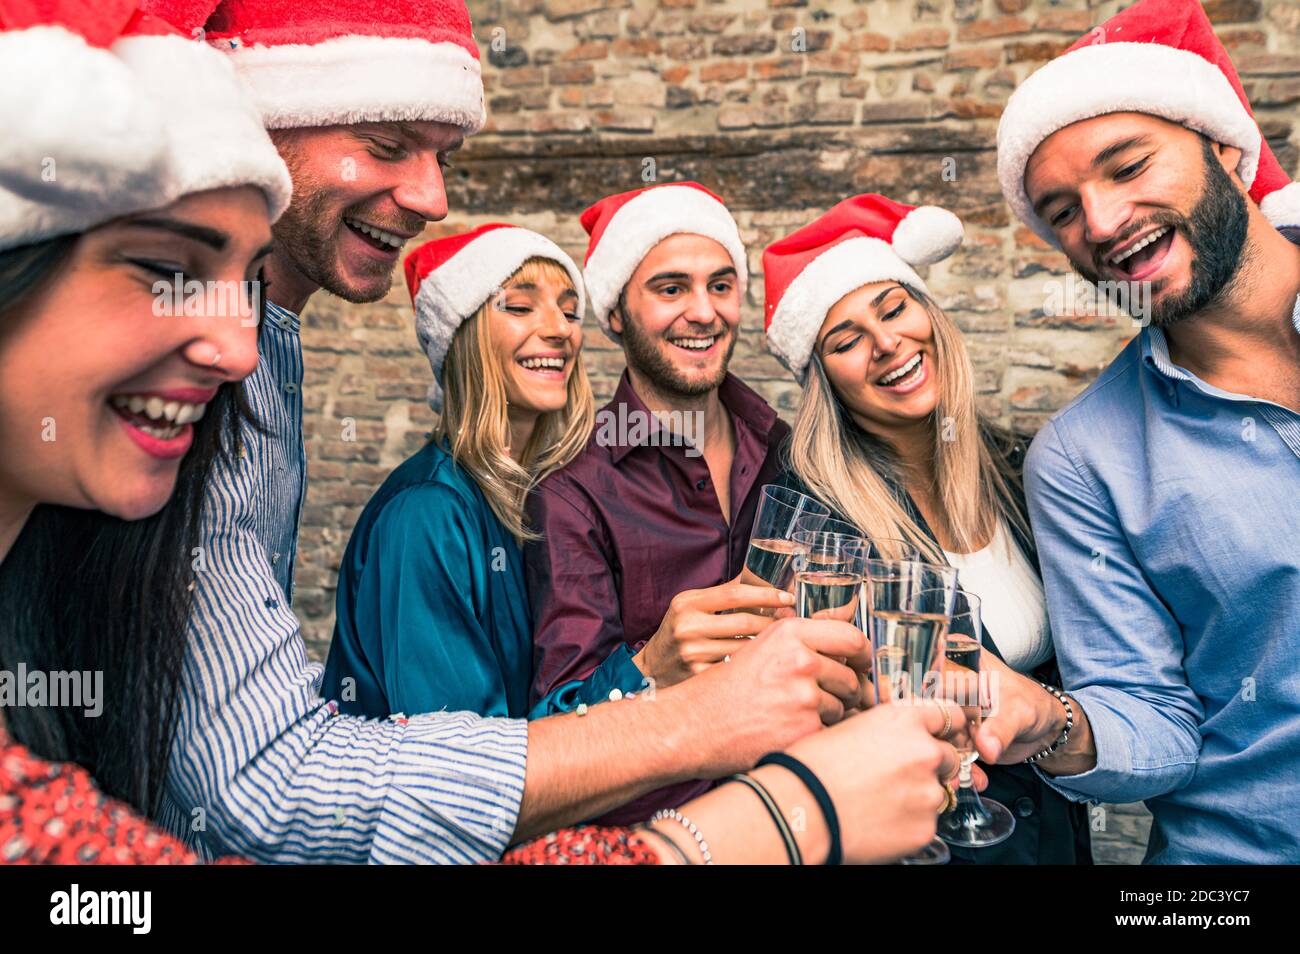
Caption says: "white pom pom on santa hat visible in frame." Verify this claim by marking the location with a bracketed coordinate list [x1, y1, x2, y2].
[404, 224, 586, 413]
[763, 194, 963, 381]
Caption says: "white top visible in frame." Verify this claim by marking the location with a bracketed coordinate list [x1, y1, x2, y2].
[942, 519, 1053, 673]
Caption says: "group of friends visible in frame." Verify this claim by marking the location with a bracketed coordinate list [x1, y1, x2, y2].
[0, 0, 1297, 866]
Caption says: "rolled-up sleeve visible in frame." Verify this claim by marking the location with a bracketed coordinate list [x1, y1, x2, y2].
[163, 511, 528, 865]
[524, 477, 644, 705]
[1023, 419, 1202, 804]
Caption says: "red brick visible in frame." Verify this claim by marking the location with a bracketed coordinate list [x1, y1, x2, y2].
[561, 40, 609, 60]
[500, 66, 545, 87]
[753, 56, 804, 80]
[659, 0, 695, 7]
[1034, 10, 1093, 33]
[1014, 226, 1052, 251]
[689, 13, 734, 33]
[713, 34, 777, 56]
[594, 109, 656, 132]
[661, 64, 692, 83]
[895, 27, 950, 51]
[940, 97, 1004, 119]
[665, 37, 707, 59]
[957, 16, 1032, 41]
[860, 100, 930, 123]
[1219, 29, 1267, 49]
[841, 32, 890, 53]
[701, 61, 748, 82]
[1005, 39, 1071, 64]
[807, 50, 859, 76]
[996, 0, 1030, 10]
[548, 62, 595, 84]
[944, 47, 1001, 70]
[612, 37, 661, 56]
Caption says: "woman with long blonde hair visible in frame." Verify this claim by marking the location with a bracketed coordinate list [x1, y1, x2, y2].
[763, 194, 1090, 865]
[323, 224, 623, 720]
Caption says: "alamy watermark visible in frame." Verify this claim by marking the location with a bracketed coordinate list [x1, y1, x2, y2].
[152, 273, 262, 326]
[593, 404, 705, 458]
[0, 664, 103, 718]
[1042, 274, 1151, 328]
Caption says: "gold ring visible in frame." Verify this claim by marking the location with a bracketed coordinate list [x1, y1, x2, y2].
[938, 703, 952, 739]
[941, 781, 958, 814]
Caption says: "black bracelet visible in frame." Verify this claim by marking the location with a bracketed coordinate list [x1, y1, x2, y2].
[634, 822, 692, 865]
[729, 773, 802, 865]
[755, 752, 841, 866]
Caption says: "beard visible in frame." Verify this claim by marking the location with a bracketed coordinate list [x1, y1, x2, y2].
[617, 299, 737, 397]
[1075, 139, 1250, 328]
[271, 188, 396, 305]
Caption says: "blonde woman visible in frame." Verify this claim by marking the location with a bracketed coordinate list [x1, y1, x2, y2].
[763, 194, 1091, 865]
[323, 224, 620, 719]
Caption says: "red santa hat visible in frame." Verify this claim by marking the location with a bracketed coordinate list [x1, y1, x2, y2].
[404, 224, 586, 412]
[763, 194, 964, 381]
[143, 0, 485, 134]
[0, 0, 290, 252]
[579, 182, 748, 340]
[997, 0, 1300, 245]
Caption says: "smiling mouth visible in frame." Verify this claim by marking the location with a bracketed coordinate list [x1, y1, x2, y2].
[669, 335, 717, 352]
[1106, 226, 1175, 279]
[876, 352, 923, 388]
[109, 393, 207, 440]
[344, 217, 409, 254]
[517, 355, 567, 376]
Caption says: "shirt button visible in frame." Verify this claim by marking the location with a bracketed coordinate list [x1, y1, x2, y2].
[271, 552, 281, 565]
[695, 478, 707, 490]
[1013, 797, 1035, 818]
[283, 382, 299, 395]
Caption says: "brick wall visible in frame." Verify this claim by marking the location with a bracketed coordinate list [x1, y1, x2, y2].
[293, 0, 1300, 862]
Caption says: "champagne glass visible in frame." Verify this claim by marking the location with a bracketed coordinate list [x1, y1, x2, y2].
[936, 590, 1016, 849]
[792, 531, 867, 623]
[864, 537, 922, 561]
[863, 560, 959, 865]
[741, 486, 831, 596]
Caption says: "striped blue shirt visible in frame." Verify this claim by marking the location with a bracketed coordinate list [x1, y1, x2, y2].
[157, 301, 529, 863]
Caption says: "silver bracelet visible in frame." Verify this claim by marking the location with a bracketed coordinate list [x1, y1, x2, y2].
[1025, 682, 1074, 763]
[651, 808, 713, 865]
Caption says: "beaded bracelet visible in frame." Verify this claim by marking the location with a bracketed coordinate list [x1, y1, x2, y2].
[651, 808, 713, 865]
[1025, 683, 1075, 763]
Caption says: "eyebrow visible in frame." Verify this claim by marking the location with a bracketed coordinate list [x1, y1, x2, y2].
[645, 265, 737, 285]
[818, 285, 902, 351]
[502, 282, 579, 299]
[392, 121, 464, 153]
[1031, 135, 1153, 218]
[122, 216, 229, 251]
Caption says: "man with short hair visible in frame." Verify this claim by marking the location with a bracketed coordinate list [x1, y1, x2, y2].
[526, 182, 822, 822]
[150, 1, 866, 862]
[974, 0, 1300, 863]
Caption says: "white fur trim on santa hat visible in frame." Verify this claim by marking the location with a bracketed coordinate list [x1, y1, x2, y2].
[114, 35, 292, 220]
[998, 42, 1262, 246]
[767, 236, 926, 381]
[0, 26, 170, 251]
[1260, 181, 1300, 233]
[890, 205, 964, 267]
[413, 228, 585, 412]
[584, 186, 748, 340]
[224, 34, 485, 133]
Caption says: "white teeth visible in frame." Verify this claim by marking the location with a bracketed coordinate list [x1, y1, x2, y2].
[879, 353, 922, 385]
[110, 394, 208, 427]
[519, 356, 565, 370]
[671, 336, 715, 351]
[345, 218, 405, 249]
[1109, 227, 1169, 266]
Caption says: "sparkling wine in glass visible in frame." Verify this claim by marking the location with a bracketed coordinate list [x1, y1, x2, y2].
[739, 486, 831, 613]
[793, 530, 867, 624]
[937, 590, 1016, 849]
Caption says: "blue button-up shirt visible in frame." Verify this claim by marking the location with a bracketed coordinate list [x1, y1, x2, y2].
[1024, 296, 1300, 864]
[157, 301, 529, 863]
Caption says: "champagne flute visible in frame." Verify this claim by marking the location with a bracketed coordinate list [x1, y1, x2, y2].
[863, 559, 959, 865]
[741, 486, 831, 601]
[936, 590, 1016, 849]
[792, 531, 867, 623]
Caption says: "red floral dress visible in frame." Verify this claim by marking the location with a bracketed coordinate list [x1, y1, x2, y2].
[0, 728, 658, 865]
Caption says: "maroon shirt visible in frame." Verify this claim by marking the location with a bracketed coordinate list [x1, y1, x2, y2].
[524, 370, 791, 824]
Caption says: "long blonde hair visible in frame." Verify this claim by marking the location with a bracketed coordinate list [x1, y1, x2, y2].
[435, 257, 595, 542]
[788, 284, 1026, 562]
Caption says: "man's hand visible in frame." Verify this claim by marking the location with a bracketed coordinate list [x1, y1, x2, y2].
[669, 616, 871, 777]
[632, 578, 796, 688]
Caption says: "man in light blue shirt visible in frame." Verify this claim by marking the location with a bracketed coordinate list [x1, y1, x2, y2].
[974, 0, 1300, 863]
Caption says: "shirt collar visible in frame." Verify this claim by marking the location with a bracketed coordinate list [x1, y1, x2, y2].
[264, 300, 300, 335]
[1142, 292, 1300, 389]
[604, 369, 780, 464]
